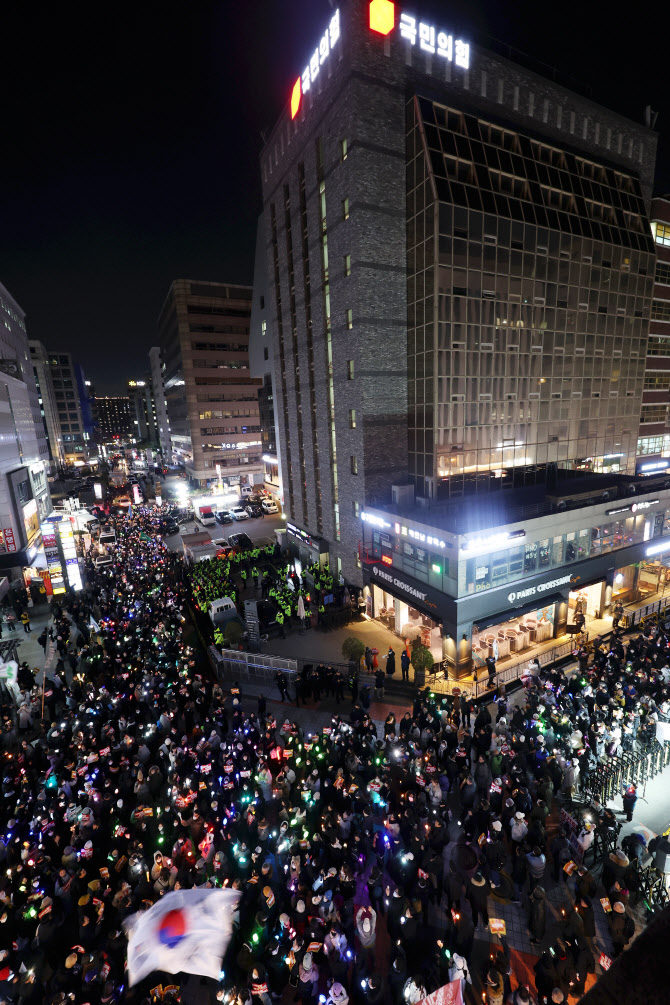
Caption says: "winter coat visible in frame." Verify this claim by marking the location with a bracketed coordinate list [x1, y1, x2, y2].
[528, 890, 546, 940]
[466, 876, 490, 913]
[577, 898, 596, 938]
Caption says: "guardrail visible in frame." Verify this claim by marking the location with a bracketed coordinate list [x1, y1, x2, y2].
[622, 595, 670, 630]
[588, 740, 670, 806]
[425, 639, 579, 698]
[208, 645, 298, 686]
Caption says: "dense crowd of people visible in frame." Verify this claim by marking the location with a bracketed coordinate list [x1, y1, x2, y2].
[2, 506, 670, 1005]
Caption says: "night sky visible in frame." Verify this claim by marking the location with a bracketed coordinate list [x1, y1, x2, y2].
[1, 0, 667, 393]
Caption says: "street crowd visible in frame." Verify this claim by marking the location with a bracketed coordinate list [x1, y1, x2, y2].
[1, 506, 670, 1005]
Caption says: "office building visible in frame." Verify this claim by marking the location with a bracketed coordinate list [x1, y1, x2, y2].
[149, 346, 172, 462]
[157, 279, 262, 488]
[27, 348, 91, 466]
[250, 215, 282, 499]
[0, 284, 52, 578]
[30, 340, 64, 469]
[636, 195, 670, 474]
[128, 379, 158, 446]
[96, 396, 133, 442]
[258, 0, 660, 673]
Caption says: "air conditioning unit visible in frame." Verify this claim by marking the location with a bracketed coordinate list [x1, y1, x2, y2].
[392, 483, 415, 507]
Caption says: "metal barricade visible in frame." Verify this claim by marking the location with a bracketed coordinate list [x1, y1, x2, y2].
[209, 646, 298, 687]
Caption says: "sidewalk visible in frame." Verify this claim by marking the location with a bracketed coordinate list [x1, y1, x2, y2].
[6, 604, 54, 673]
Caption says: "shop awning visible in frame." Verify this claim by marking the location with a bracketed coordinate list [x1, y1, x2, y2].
[471, 592, 566, 634]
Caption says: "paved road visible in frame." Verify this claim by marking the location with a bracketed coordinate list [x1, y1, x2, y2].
[162, 513, 285, 552]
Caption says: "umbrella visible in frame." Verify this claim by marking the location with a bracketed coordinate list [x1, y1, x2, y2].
[297, 595, 306, 620]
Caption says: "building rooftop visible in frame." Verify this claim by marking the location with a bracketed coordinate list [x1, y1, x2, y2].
[374, 471, 670, 534]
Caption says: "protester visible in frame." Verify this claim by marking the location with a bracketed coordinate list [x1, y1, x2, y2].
[1, 502, 659, 1005]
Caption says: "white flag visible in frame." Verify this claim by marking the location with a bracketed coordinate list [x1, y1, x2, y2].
[123, 887, 240, 986]
[89, 615, 100, 633]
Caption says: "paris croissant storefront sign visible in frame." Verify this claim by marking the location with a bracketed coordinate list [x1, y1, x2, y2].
[507, 573, 578, 605]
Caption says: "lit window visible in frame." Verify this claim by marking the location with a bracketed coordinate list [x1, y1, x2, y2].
[340, 138, 348, 161]
[344, 254, 351, 277]
[349, 409, 356, 428]
[347, 360, 354, 379]
[346, 309, 353, 329]
[342, 197, 349, 221]
[652, 222, 670, 247]
[350, 455, 358, 475]
[353, 501, 360, 517]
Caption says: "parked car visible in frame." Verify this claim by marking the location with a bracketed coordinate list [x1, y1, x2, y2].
[227, 533, 254, 553]
[261, 499, 278, 514]
[215, 510, 234, 525]
[160, 518, 180, 535]
[245, 504, 263, 519]
[231, 506, 249, 521]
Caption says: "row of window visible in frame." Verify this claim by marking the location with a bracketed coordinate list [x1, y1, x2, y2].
[191, 341, 248, 352]
[651, 300, 670, 322]
[198, 410, 257, 420]
[200, 426, 261, 436]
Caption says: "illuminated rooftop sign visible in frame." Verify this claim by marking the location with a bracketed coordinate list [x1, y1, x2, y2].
[290, 4, 470, 121]
[291, 10, 341, 119]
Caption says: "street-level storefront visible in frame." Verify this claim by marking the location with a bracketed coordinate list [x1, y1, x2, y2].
[363, 537, 670, 680]
[364, 564, 449, 663]
[470, 594, 565, 670]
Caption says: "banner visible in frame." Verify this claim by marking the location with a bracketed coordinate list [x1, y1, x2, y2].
[0, 661, 18, 686]
[417, 981, 465, 1005]
[43, 641, 57, 671]
[124, 887, 240, 986]
[656, 721, 670, 745]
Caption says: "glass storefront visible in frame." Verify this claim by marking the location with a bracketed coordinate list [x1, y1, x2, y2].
[568, 580, 607, 623]
[471, 602, 558, 670]
[369, 584, 444, 661]
[636, 560, 670, 600]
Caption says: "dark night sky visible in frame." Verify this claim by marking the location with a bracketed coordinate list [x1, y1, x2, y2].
[1, 0, 668, 393]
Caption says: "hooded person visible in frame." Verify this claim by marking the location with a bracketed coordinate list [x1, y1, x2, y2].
[297, 951, 319, 1001]
[486, 968, 505, 1005]
[327, 982, 349, 1005]
[448, 953, 471, 987]
[528, 885, 546, 944]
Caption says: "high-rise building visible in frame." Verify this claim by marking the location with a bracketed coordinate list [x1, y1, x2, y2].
[96, 396, 133, 442]
[250, 215, 282, 499]
[637, 196, 670, 474]
[157, 280, 262, 488]
[30, 340, 64, 469]
[27, 348, 91, 466]
[0, 283, 51, 576]
[127, 379, 158, 446]
[149, 346, 172, 462]
[257, 0, 664, 675]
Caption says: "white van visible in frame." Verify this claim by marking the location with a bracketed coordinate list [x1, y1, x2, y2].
[239, 485, 253, 498]
[262, 499, 278, 514]
[99, 527, 116, 547]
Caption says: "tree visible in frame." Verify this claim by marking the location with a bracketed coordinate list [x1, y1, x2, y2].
[342, 636, 366, 666]
[410, 640, 434, 686]
[223, 620, 244, 647]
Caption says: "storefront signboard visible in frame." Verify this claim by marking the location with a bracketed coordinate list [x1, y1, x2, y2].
[507, 572, 578, 605]
[606, 499, 659, 516]
[368, 565, 444, 620]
